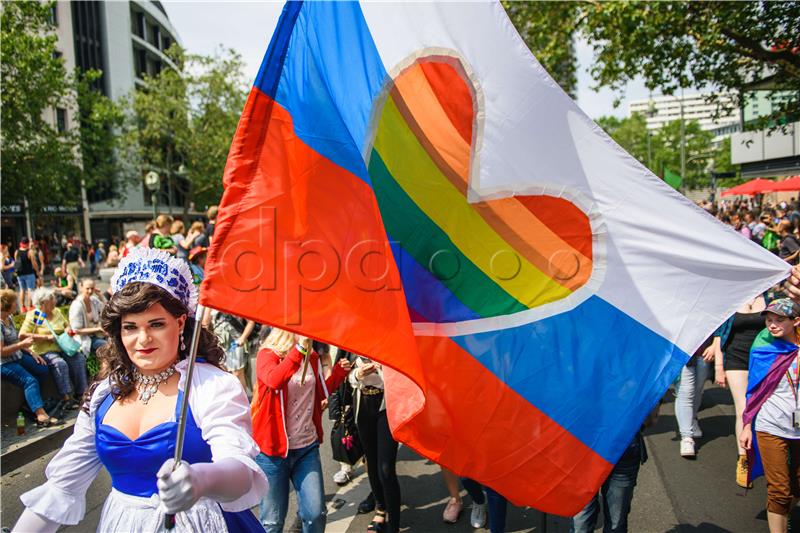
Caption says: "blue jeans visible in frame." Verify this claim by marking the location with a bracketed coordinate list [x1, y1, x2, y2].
[461, 479, 508, 533]
[90, 336, 107, 354]
[572, 435, 644, 533]
[675, 358, 709, 439]
[255, 442, 326, 533]
[42, 351, 88, 397]
[1, 354, 49, 411]
[18, 273, 36, 291]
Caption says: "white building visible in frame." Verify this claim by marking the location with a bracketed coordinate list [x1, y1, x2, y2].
[7, 1, 195, 244]
[629, 92, 740, 144]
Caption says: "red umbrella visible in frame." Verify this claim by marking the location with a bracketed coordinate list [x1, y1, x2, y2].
[721, 178, 776, 197]
[763, 175, 800, 192]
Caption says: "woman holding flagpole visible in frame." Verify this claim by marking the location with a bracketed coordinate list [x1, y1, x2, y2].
[252, 328, 352, 533]
[13, 248, 267, 532]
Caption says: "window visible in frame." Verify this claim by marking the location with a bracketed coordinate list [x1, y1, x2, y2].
[53, 50, 63, 60]
[135, 48, 147, 78]
[134, 12, 145, 39]
[150, 24, 160, 48]
[56, 108, 67, 133]
[162, 36, 171, 51]
[49, 4, 58, 26]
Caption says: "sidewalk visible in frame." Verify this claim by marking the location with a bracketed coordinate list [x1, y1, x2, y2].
[0, 268, 109, 471]
[1, 411, 79, 473]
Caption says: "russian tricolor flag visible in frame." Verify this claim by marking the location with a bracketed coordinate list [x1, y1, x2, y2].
[202, 1, 789, 515]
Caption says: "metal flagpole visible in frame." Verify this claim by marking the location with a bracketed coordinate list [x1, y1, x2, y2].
[164, 303, 206, 530]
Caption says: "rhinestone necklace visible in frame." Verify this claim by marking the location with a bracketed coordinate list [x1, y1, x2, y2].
[132, 364, 177, 404]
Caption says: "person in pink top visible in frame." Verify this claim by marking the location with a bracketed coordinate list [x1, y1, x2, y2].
[251, 328, 351, 533]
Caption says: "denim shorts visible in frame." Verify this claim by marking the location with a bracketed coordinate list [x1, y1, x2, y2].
[18, 273, 36, 291]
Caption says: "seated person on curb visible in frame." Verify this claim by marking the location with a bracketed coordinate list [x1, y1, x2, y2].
[51, 267, 77, 306]
[19, 287, 88, 409]
[69, 278, 107, 357]
[0, 289, 58, 426]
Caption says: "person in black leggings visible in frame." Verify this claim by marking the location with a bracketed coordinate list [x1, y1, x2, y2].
[352, 356, 401, 533]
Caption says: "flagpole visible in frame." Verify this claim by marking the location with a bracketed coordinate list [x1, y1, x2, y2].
[299, 337, 312, 385]
[164, 303, 206, 530]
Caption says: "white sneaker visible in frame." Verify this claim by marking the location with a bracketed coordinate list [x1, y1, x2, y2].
[470, 502, 487, 529]
[692, 419, 703, 438]
[680, 437, 696, 458]
[333, 468, 352, 485]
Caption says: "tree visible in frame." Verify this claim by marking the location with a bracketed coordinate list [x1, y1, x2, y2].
[181, 48, 249, 210]
[502, 1, 579, 97]
[1, 1, 126, 217]
[75, 70, 130, 200]
[122, 46, 248, 215]
[651, 120, 715, 189]
[1, 1, 78, 209]
[505, 1, 800, 127]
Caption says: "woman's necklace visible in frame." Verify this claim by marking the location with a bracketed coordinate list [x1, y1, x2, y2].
[132, 364, 176, 404]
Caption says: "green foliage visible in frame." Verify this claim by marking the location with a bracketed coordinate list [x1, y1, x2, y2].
[502, 1, 579, 97]
[121, 46, 248, 213]
[182, 48, 249, 210]
[1, 1, 77, 208]
[505, 1, 800, 127]
[1, 2, 128, 211]
[75, 70, 130, 200]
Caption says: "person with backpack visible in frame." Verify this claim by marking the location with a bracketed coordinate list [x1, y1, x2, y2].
[328, 348, 360, 486]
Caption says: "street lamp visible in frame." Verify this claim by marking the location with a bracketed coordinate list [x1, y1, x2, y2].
[144, 171, 161, 221]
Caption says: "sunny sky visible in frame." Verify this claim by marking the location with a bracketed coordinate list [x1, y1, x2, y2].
[163, 1, 653, 120]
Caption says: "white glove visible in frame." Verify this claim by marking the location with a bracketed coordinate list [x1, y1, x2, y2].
[13, 508, 61, 533]
[157, 459, 201, 514]
[157, 457, 254, 514]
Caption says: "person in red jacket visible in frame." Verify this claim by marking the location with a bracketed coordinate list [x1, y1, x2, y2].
[252, 328, 351, 533]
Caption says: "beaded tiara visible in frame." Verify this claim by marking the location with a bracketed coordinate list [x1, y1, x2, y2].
[110, 247, 198, 312]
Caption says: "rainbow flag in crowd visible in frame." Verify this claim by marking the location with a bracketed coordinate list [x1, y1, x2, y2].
[201, 1, 788, 515]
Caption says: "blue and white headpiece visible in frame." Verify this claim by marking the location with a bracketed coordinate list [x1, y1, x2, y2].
[110, 247, 198, 312]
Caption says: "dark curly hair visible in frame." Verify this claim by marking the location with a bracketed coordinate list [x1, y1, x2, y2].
[82, 282, 224, 411]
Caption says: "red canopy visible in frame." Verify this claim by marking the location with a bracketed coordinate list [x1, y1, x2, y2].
[721, 178, 776, 197]
[763, 175, 800, 192]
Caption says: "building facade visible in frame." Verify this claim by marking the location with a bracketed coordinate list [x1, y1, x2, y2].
[628, 92, 740, 145]
[71, 0, 201, 243]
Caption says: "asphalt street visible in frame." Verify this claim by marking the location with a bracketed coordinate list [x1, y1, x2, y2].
[3, 382, 799, 532]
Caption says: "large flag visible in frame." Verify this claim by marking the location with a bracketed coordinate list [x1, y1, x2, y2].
[201, 1, 789, 515]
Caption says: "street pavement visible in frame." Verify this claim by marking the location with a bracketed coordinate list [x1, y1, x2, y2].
[3, 382, 799, 532]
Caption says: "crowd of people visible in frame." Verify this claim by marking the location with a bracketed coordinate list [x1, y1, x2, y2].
[4, 198, 800, 533]
[704, 198, 800, 265]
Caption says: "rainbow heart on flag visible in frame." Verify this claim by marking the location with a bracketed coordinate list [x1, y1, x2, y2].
[369, 59, 596, 326]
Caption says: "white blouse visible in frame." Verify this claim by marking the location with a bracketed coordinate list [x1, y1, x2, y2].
[20, 360, 268, 525]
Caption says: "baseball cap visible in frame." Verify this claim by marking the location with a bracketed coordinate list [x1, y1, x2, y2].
[762, 298, 800, 318]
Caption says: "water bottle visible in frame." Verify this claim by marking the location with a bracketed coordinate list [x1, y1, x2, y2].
[16, 412, 25, 436]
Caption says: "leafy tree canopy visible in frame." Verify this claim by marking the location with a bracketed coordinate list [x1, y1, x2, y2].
[1, 1, 126, 212]
[122, 46, 248, 215]
[504, 1, 800, 127]
[1, 1, 76, 208]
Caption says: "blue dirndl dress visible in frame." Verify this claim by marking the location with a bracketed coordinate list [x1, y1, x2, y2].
[95, 390, 265, 532]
